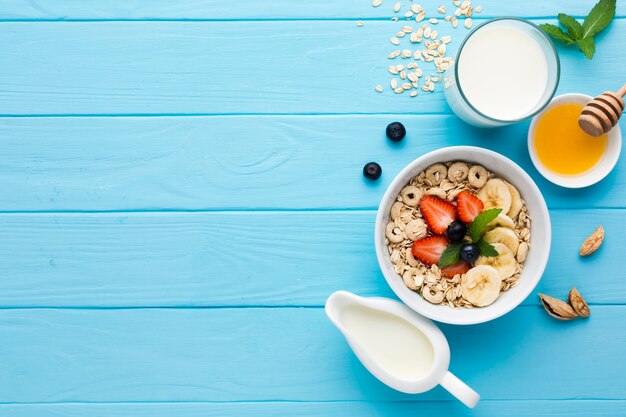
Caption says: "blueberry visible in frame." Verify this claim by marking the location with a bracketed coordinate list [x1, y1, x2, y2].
[460, 243, 480, 264]
[446, 220, 467, 243]
[363, 162, 382, 180]
[386, 122, 406, 142]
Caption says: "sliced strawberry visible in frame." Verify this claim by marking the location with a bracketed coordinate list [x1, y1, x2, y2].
[419, 195, 457, 234]
[456, 190, 484, 224]
[441, 260, 471, 278]
[411, 236, 448, 266]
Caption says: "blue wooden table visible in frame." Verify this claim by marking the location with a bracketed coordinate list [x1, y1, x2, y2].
[0, 1, 625, 416]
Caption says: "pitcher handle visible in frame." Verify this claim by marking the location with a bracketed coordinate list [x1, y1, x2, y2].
[440, 371, 480, 408]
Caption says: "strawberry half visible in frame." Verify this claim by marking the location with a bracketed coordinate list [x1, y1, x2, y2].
[419, 195, 457, 234]
[456, 190, 484, 224]
[441, 260, 471, 278]
[411, 235, 448, 266]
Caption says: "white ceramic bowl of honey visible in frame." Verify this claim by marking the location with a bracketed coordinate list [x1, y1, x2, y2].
[528, 93, 622, 188]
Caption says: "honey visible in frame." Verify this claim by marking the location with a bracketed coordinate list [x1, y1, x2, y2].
[534, 103, 608, 176]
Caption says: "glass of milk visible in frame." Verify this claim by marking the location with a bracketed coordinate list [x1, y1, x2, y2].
[444, 18, 560, 128]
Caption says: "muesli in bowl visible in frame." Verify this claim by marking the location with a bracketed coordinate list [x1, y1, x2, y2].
[385, 161, 531, 309]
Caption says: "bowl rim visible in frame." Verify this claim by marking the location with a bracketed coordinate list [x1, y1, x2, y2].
[375, 146, 551, 325]
[527, 92, 623, 188]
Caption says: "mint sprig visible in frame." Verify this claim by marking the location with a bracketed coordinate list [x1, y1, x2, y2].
[468, 208, 502, 242]
[477, 238, 499, 258]
[439, 242, 463, 269]
[539, 0, 616, 60]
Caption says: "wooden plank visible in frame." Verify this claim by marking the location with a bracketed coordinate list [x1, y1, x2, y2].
[1, 115, 624, 211]
[0, 19, 624, 115]
[0, 0, 618, 20]
[0, 400, 624, 417]
[0, 306, 624, 402]
[0, 209, 620, 307]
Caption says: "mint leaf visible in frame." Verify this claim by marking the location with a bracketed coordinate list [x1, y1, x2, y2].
[577, 36, 596, 60]
[558, 13, 583, 39]
[539, 23, 575, 45]
[477, 239, 499, 257]
[439, 242, 463, 269]
[582, 0, 616, 39]
[468, 208, 502, 242]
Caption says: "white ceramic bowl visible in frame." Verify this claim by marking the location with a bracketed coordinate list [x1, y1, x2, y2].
[528, 93, 622, 188]
[375, 146, 551, 325]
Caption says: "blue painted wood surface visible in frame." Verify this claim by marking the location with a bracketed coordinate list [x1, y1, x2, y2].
[0, 1, 625, 415]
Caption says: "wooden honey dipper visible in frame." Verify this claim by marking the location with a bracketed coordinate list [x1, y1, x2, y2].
[578, 84, 626, 137]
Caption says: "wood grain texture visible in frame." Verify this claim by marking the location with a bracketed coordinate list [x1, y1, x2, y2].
[0, 306, 624, 402]
[1, 115, 624, 211]
[1, 401, 625, 417]
[1, 0, 617, 20]
[0, 209, 619, 307]
[0, 19, 623, 115]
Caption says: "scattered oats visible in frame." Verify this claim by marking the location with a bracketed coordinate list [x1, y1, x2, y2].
[423, 54, 434, 62]
[372, 0, 383, 7]
[414, 50, 422, 59]
[410, 32, 419, 42]
[400, 70, 407, 79]
[391, 16, 399, 21]
[451, 17, 458, 27]
[438, 44, 446, 56]
[475, 5, 482, 13]
[395, 64, 405, 71]
[464, 17, 472, 28]
[411, 4, 422, 13]
[410, 90, 418, 97]
[388, 65, 398, 74]
[460, 0, 470, 9]
[453, 0, 461, 6]
[431, 76, 439, 82]
[391, 78, 398, 89]
[401, 49, 412, 58]
[437, 5, 447, 13]
[429, 18, 439, 24]
[402, 82, 413, 89]
[402, 25, 413, 33]
[375, 85, 384, 92]
[396, 31, 406, 37]
[415, 11, 425, 22]
[421, 85, 430, 92]
[407, 72, 418, 82]
[391, 37, 401, 45]
[394, 87, 405, 93]
[444, 15, 452, 21]
[393, 2, 402, 12]
[357, 20, 364, 27]
[414, 68, 423, 76]
[416, 27, 424, 37]
[388, 49, 401, 59]
[405, 10, 414, 18]
[407, 62, 418, 69]
[430, 30, 439, 39]
[441, 35, 452, 43]
[412, 81, 418, 88]
[425, 39, 432, 48]
[428, 82, 435, 91]
[424, 26, 431, 37]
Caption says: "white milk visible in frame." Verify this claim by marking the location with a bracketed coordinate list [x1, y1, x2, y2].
[444, 19, 558, 127]
[458, 26, 548, 120]
[341, 303, 435, 380]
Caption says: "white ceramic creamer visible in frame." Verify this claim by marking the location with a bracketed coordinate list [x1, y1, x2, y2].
[325, 291, 480, 408]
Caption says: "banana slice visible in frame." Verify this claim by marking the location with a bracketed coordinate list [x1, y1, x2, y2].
[461, 265, 502, 307]
[478, 179, 512, 214]
[483, 227, 520, 254]
[475, 243, 517, 280]
[504, 181, 523, 219]
[486, 213, 516, 230]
